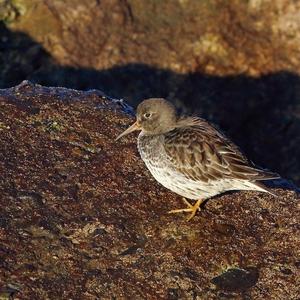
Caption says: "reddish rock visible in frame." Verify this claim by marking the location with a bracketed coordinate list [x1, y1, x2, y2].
[0, 82, 299, 299]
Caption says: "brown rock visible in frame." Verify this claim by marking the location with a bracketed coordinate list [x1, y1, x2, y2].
[5, 0, 300, 75]
[0, 82, 299, 299]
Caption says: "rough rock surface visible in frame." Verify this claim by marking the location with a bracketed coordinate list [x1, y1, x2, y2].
[0, 82, 299, 299]
[3, 0, 300, 75]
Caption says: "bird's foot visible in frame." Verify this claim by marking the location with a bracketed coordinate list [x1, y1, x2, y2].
[168, 198, 203, 221]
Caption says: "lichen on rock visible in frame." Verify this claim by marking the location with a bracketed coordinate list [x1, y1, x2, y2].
[0, 81, 299, 299]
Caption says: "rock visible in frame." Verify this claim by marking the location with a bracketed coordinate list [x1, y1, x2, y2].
[211, 267, 259, 292]
[0, 82, 299, 299]
[4, 0, 300, 76]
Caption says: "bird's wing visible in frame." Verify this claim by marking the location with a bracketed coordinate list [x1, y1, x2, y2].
[164, 118, 279, 183]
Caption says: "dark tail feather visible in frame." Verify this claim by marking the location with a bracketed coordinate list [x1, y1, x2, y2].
[255, 168, 281, 181]
[253, 181, 279, 197]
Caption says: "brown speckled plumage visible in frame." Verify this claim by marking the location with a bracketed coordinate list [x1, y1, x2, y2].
[164, 117, 276, 183]
[116, 98, 279, 220]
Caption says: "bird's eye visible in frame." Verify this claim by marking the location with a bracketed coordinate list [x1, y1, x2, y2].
[144, 112, 152, 119]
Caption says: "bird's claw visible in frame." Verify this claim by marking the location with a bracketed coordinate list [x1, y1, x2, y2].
[168, 198, 202, 221]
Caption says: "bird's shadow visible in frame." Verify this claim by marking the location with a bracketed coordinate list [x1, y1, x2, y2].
[1, 22, 299, 189]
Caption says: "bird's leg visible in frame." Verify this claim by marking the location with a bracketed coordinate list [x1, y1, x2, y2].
[168, 198, 203, 221]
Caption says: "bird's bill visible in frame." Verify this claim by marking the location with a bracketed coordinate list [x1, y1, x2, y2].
[115, 121, 141, 141]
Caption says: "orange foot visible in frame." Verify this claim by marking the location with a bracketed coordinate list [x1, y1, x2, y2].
[168, 198, 203, 221]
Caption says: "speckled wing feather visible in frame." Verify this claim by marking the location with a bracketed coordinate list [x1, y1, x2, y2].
[164, 117, 279, 183]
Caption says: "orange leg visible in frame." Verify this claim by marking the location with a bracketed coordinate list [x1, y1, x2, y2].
[168, 198, 203, 221]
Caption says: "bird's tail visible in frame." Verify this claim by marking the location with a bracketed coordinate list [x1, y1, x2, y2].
[249, 181, 278, 197]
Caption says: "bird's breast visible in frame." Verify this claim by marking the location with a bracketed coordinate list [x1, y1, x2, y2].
[137, 133, 166, 167]
[137, 133, 202, 199]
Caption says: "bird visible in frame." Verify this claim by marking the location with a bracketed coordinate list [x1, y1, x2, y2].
[116, 98, 279, 221]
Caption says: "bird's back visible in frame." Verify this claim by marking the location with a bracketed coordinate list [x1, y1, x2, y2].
[164, 117, 279, 182]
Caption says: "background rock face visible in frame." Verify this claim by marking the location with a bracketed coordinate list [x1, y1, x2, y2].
[3, 0, 300, 75]
[0, 82, 299, 299]
[0, 0, 300, 184]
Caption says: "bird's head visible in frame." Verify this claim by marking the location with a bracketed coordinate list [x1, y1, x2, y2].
[116, 98, 177, 140]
